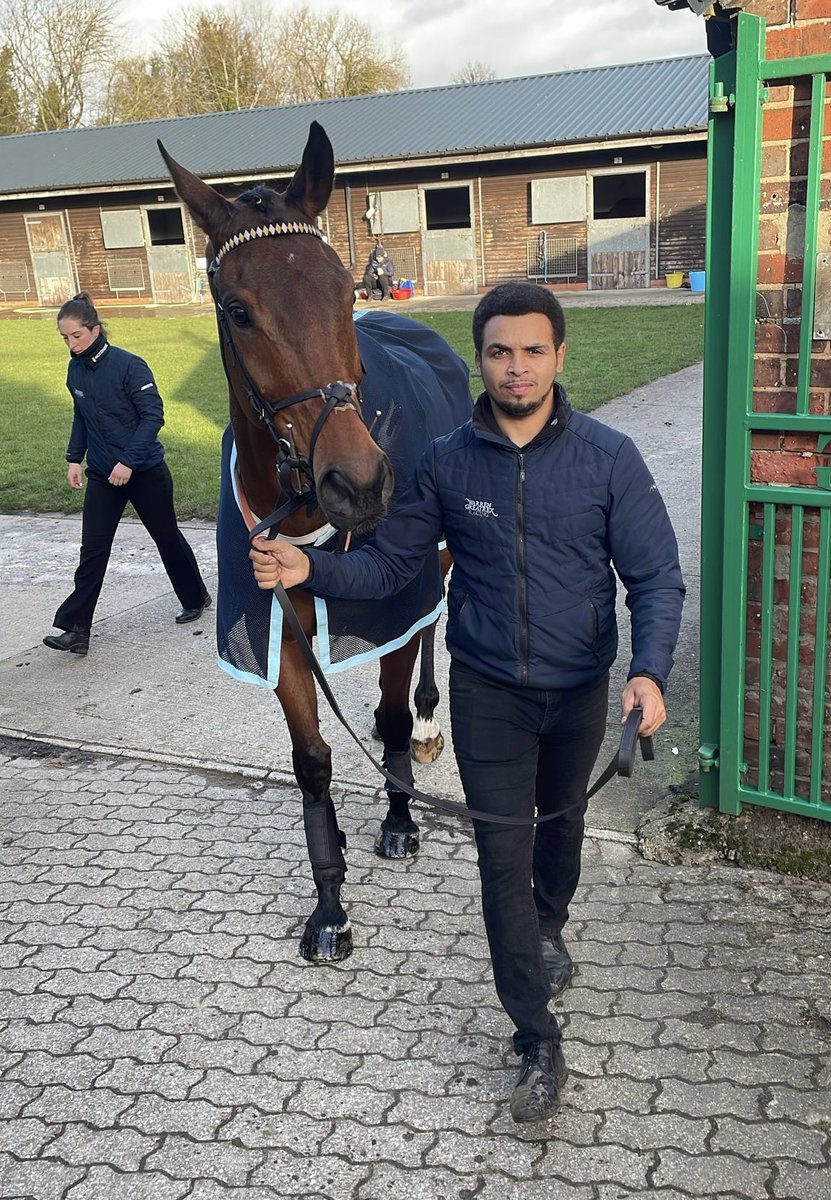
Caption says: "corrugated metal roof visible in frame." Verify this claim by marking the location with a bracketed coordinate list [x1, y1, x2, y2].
[0, 55, 710, 196]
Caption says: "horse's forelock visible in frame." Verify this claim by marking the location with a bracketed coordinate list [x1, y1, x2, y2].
[236, 185, 285, 220]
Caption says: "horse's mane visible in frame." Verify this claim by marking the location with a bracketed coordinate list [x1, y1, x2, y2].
[236, 185, 287, 220]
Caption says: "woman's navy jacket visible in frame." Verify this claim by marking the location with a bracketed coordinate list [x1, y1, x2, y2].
[64, 341, 165, 475]
[303, 386, 685, 692]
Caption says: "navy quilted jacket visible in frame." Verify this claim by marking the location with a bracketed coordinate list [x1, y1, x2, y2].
[65, 340, 165, 475]
[304, 386, 685, 691]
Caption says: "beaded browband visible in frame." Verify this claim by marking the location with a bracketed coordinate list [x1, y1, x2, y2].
[208, 220, 322, 275]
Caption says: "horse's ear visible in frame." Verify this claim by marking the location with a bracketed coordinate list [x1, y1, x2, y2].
[157, 140, 234, 235]
[283, 121, 334, 220]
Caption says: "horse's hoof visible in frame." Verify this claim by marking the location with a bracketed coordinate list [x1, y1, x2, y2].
[374, 827, 420, 859]
[411, 730, 445, 764]
[299, 920, 353, 963]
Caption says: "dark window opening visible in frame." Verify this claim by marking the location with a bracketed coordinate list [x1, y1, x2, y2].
[147, 207, 185, 246]
[592, 173, 646, 221]
[424, 187, 470, 230]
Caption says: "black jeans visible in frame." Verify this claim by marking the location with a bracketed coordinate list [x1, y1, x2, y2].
[450, 661, 609, 1053]
[54, 462, 208, 634]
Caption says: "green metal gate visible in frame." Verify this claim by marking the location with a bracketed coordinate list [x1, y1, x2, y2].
[700, 12, 831, 822]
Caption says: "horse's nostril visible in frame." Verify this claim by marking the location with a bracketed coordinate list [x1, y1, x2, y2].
[320, 469, 356, 507]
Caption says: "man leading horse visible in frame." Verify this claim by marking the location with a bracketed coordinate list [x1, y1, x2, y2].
[251, 280, 685, 1125]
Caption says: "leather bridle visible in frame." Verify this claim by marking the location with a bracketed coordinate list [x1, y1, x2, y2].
[207, 219, 361, 539]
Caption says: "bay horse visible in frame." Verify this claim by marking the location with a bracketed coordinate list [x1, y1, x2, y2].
[158, 122, 472, 963]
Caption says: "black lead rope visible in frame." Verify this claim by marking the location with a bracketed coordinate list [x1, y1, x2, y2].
[270, 580, 655, 828]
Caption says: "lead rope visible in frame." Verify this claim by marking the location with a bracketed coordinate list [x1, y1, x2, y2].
[269, 580, 655, 828]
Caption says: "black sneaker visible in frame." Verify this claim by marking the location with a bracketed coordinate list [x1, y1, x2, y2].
[43, 630, 89, 655]
[540, 929, 575, 996]
[510, 1039, 568, 1123]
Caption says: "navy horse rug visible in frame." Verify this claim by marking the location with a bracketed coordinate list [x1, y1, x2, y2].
[216, 309, 473, 688]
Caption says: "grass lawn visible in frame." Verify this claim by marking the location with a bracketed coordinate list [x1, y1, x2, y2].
[0, 304, 703, 519]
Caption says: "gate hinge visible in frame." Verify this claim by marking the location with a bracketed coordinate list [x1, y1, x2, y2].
[709, 82, 735, 115]
[698, 743, 720, 772]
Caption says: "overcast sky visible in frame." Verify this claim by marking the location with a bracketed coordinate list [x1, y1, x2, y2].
[122, 0, 707, 89]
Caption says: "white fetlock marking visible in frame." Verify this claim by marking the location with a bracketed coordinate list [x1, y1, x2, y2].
[412, 716, 440, 743]
[322, 922, 351, 933]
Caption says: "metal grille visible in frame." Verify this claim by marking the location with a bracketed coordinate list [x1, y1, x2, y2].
[106, 258, 146, 297]
[526, 234, 578, 282]
[390, 245, 419, 285]
[0, 262, 31, 300]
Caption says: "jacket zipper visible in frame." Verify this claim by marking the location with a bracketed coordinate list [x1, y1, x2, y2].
[517, 452, 529, 684]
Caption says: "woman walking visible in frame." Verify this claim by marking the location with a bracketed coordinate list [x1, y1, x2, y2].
[43, 293, 210, 656]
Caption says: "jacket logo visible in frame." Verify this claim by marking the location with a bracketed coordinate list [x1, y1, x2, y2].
[465, 497, 499, 518]
[73, 389, 84, 399]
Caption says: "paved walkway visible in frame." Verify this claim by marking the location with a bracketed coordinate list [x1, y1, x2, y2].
[1, 736, 829, 1199]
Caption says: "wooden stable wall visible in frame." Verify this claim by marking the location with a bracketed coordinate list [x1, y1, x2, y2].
[0, 139, 707, 305]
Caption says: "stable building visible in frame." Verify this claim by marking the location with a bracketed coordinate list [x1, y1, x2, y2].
[0, 54, 709, 307]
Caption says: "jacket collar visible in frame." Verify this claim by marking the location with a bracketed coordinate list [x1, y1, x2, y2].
[472, 382, 572, 449]
[75, 333, 110, 370]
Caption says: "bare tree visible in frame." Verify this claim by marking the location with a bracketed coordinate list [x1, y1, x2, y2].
[0, 0, 120, 129]
[0, 45, 21, 134]
[278, 6, 409, 103]
[452, 60, 497, 83]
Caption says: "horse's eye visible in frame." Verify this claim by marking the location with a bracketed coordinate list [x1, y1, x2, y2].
[227, 304, 251, 327]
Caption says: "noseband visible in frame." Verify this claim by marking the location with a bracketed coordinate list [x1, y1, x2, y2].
[207, 220, 361, 536]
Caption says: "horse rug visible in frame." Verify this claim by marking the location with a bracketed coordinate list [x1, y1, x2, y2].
[215, 309, 473, 688]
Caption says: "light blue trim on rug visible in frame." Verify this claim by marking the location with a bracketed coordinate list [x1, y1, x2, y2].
[314, 595, 445, 675]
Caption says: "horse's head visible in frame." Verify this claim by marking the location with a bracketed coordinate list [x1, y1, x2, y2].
[158, 121, 394, 534]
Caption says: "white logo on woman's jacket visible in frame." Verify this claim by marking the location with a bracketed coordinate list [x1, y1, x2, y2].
[465, 497, 499, 518]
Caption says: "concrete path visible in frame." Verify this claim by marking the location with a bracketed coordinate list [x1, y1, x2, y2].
[0, 737, 829, 1200]
[0, 362, 702, 839]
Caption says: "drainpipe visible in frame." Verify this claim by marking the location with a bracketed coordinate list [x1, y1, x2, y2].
[478, 177, 486, 288]
[345, 186, 356, 269]
[655, 160, 661, 281]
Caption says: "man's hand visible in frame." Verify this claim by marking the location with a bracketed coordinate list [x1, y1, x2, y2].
[108, 462, 133, 486]
[67, 464, 84, 490]
[249, 536, 312, 590]
[621, 676, 667, 737]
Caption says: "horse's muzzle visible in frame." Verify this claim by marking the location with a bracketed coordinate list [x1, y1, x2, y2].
[316, 458, 395, 532]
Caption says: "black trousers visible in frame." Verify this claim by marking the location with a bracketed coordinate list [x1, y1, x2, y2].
[449, 661, 609, 1053]
[54, 462, 208, 634]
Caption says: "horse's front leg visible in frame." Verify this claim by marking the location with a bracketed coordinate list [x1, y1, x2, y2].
[276, 631, 352, 964]
[411, 620, 445, 764]
[411, 546, 452, 764]
[374, 636, 421, 860]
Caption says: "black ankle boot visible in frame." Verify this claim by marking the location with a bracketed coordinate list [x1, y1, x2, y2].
[43, 631, 90, 655]
[510, 1039, 568, 1123]
[540, 929, 575, 996]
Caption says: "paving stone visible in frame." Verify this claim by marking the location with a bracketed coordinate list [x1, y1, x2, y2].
[565, 1013, 660, 1048]
[765, 1084, 831, 1124]
[0, 1116, 56, 1156]
[252, 1149, 370, 1196]
[538, 1142, 654, 1190]
[425, 1126, 543, 1176]
[22, 1084, 134, 1126]
[144, 1135, 263, 1185]
[56, 997, 153, 1032]
[0, 1081, 39, 1119]
[221, 1107, 330, 1154]
[655, 1078, 764, 1121]
[6, 1050, 107, 1089]
[709, 1048, 815, 1089]
[657, 1015, 762, 1052]
[387, 1089, 500, 1133]
[477, 1178, 595, 1200]
[121, 1094, 231, 1139]
[0, 1154, 85, 1199]
[605, 1044, 711, 1082]
[0, 1018, 84, 1055]
[163, 1033, 268, 1075]
[320, 1117, 433, 1168]
[189, 1069, 295, 1110]
[772, 1160, 831, 1200]
[64, 1165, 192, 1199]
[653, 1148, 772, 1195]
[355, 1162, 477, 1200]
[74, 1027, 177, 1063]
[94, 1059, 204, 1100]
[599, 1109, 709, 1154]
[46, 1121, 160, 1170]
[711, 1114, 828, 1163]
